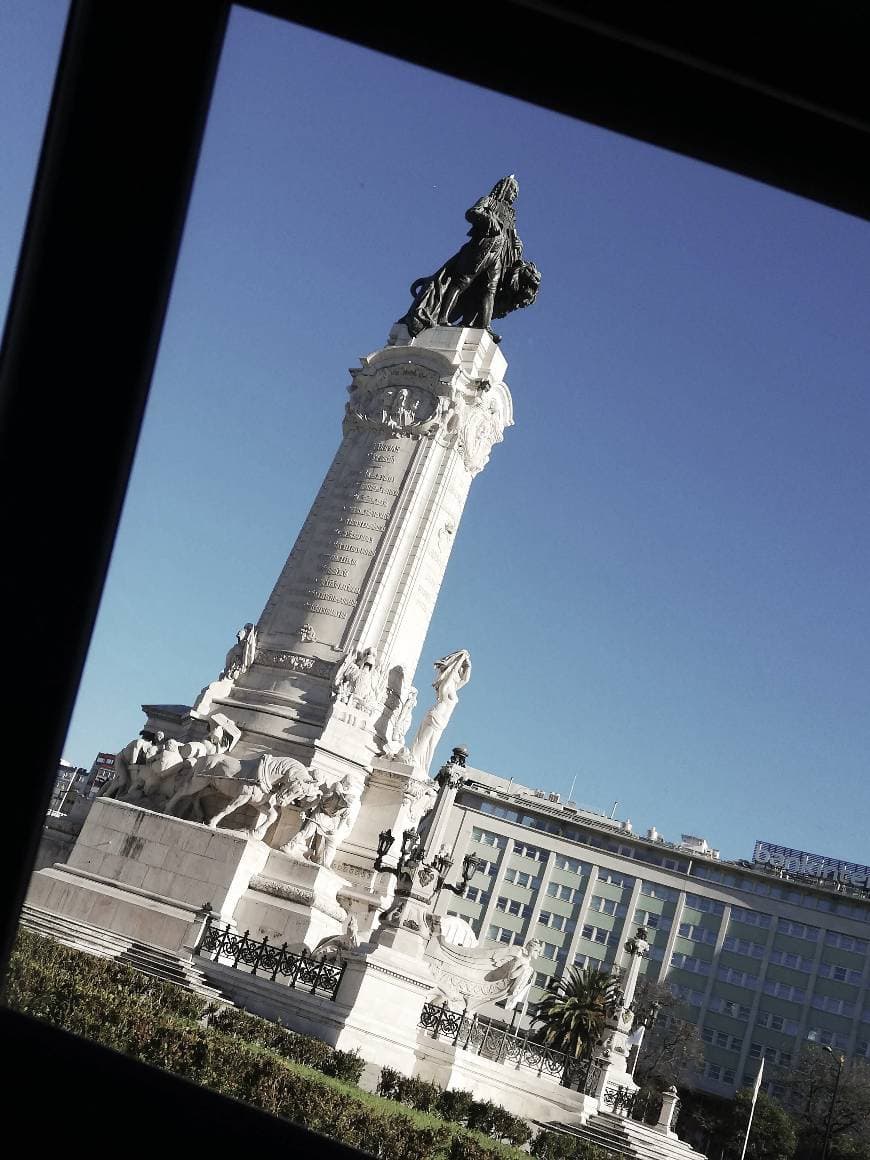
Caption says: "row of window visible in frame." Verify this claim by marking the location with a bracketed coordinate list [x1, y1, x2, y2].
[811, 994, 854, 1017]
[495, 897, 531, 919]
[590, 894, 626, 917]
[582, 923, 620, 947]
[702, 1062, 735, 1085]
[709, 996, 751, 1021]
[756, 1009, 799, 1035]
[691, 862, 870, 922]
[487, 925, 522, 945]
[680, 923, 718, 945]
[722, 935, 765, 958]
[718, 966, 759, 988]
[634, 908, 672, 931]
[701, 1028, 742, 1052]
[730, 906, 772, 929]
[818, 961, 864, 985]
[748, 1043, 792, 1066]
[538, 911, 574, 933]
[504, 867, 540, 889]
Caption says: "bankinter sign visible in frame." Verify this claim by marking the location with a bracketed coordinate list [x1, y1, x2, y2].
[753, 839, 870, 888]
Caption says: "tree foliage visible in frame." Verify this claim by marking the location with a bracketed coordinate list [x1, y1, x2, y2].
[630, 978, 704, 1091]
[784, 1050, 870, 1160]
[531, 965, 620, 1060]
[722, 1089, 797, 1160]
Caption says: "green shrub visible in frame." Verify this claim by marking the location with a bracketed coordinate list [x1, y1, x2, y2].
[467, 1099, 532, 1146]
[377, 1065, 403, 1100]
[437, 1087, 475, 1124]
[204, 1004, 364, 1084]
[531, 1129, 579, 1159]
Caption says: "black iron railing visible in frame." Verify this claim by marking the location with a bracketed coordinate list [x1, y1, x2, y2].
[200, 922, 346, 1000]
[419, 1002, 593, 1089]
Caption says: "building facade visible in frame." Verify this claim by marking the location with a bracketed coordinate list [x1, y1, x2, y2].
[432, 766, 870, 1099]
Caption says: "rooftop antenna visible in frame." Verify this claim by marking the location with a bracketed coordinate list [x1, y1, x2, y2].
[567, 774, 577, 801]
[609, 800, 619, 819]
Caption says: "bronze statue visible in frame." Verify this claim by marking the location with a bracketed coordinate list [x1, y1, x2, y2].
[397, 176, 541, 343]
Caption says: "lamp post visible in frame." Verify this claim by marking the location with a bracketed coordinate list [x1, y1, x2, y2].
[820, 1045, 845, 1160]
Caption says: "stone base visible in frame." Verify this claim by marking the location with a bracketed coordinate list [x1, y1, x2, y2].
[27, 798, 270, 953]
[232, 851, 350, 953]
[414, 1037, 598, 1124]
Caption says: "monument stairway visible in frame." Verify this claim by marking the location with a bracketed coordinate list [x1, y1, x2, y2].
[538, 1111, 708, 1160]
[18, 904, 233, 1004]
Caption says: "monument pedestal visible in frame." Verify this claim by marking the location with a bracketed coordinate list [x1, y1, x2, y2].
[27, 799, 269, 954]
[232, 850, 349, 953]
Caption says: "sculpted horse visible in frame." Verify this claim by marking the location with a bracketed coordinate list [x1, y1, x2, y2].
[164, 753, 320, 840]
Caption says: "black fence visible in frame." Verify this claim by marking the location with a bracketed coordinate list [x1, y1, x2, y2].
[199, 922, 346, 1001]
[419, 1002, 595, 1090]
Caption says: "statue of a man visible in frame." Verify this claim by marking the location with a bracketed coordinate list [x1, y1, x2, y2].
[221, 623, 257, 680]
[398, 176, 540, 343]
[280, 775, 358, 867]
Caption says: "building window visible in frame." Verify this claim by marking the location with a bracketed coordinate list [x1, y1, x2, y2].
[817, 961, 864, 986]
[769, 948, 814, 973]
[598, 869, 635, 889]
[504, 868, 540, 890]
[679, 923, 719, 945]
[465, 887, 489, 904]
[670, 983, 705, 1007]
[776, 918, 819, 941]
[496, 897, 531, 919]
[582, 924, 620, 947]
[633, 909, 672, 931]
[730, 906, 772, 929]
[722, 935, 765, 958]
[512, 840, 547, 861]
[546, 882, 579, 903]
[538, 911, 575, 933]
[708, 996, 752, 1021]
[640, 882, 677, 901]
[811, 994, 855, 1017]
[671, 953, 712, 976]
[487, 924, 523, 945]
[702, 1062, 735, 1084]
[756, 1009, 798, 1035]
[716, 965, 758, 988]
[762, 979, 805, 1003]
[701, 1028, 742, 1052]
[591, 895, 626, 917]
[685, 893, 725, 916]
[471, 826, 508, 849]
[824, 930, 869, 953]
[554, 854, 588, 874]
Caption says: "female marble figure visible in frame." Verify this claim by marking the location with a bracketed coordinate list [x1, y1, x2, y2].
[407, 650, 472, 777]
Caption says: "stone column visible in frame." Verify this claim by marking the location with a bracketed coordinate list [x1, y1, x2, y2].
[655, 1086, 680, 1136]
[210, 327, 512, 781]
[591, 926, 651, 1113]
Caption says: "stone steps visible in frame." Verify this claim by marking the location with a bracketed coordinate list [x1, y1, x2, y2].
[540, 1111, 707, 1160]
[18, 904, 231, 1003]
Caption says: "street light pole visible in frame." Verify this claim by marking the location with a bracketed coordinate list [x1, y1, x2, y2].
[821, 1046, 845, 1160]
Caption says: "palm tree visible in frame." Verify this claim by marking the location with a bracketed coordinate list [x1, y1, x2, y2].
[531, 964, 621, 1059]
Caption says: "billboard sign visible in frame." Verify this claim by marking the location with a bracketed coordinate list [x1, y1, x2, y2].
[753, 839, 870, 888]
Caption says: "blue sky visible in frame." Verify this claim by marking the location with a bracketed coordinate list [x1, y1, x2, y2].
[4, 3, 869, 863]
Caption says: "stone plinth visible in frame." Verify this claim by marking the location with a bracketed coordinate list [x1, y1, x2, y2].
[414, 1036, 597, 1124]
[27, 799, 269, 953]
[232, 849, 350, 953]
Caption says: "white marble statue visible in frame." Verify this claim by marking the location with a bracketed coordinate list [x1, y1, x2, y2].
[311, 912, 362, 961]
[280, 774, 360, 867]
[100, 731, 165, 800]
[425, 934, 543, 1014]
[492, 937, 545, 1011]
[384, 685, 418, 758]
[221, 622, 258, 680]
[164, 751, 320, 840]
[407, 650, 472, 777]
[332, 646, 385, 712]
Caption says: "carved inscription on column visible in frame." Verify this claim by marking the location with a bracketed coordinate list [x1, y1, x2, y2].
[280, 434, 416, 642]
